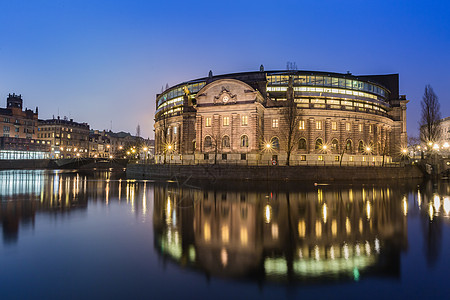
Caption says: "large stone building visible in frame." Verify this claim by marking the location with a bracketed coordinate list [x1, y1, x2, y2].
[37, 117, 90, 158]
[154, 68, 408, 165]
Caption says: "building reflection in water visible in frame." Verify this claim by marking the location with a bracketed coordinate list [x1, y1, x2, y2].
[153, 184, 412, 283]
[414, 181, 450, 268]
[0, 170, 136, 245]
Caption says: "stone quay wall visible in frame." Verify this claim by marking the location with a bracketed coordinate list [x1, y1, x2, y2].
[127, 163, 424, 182]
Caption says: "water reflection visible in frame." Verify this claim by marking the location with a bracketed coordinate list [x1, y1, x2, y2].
[153, 183, 418, 283]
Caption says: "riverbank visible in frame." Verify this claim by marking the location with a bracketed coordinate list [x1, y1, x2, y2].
[0, 158, 128, 170]
[126, 163, 424, 182]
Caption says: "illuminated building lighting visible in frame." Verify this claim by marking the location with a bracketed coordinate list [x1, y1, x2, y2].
[126, 151, 130, 155]
[366, 201, 371, 219]
[271, 223, 279, 239]
[365, 241, 371, 256]
[322, 203, 327, 223]
[204, 223, 211, 242]
[403, 196, 408, 216]
[429, 203, 434, 221]
[444, 197, 450, 215]
[433, 195, 441, 211]
[76, 153, 80, 157]
[356, 243, 361, 256]
[433, 143, 439, 150]
[264, 204, 272, 223]
[375, 238, 380, 253]
[443, 142, 449, 148]
[298, 220, 306, 238]
[314, 245, 320, 261]
[428, 141, 433, 147]
[221, 248, 228, 267]
[346, 217, 351, 234]
[221, 225, 229, 243]
[266, 143, 271, 149]
[343, 244, 349, 260]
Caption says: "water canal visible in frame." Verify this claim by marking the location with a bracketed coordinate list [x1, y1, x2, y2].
[0, 170, 449, 299]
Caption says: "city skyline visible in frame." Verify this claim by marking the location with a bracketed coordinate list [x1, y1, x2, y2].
[1, 0, 449, 139]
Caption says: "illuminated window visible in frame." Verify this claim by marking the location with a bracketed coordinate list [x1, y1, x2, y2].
[300, 155, 306, 161]
[349, 156, 354, 162]
[318, 155, 323, 161]
[369, 125, 373, 133]
[316, 121, 322, 130]
[271, 137, 280, 149]
[173, 126, 177, 134]
[335, 155, 340, 161]
[346, 123, 351, 131]
[205, 117, 211, 127]
[332, 121, 337, 131]
[299, 120, 305, 130]
[241, 115, 248, 126]
[222, 136, 230, 148]
[331, 139, 339, 150]
[272, 119, 279, 128]
[223, 116, 229, 126]
[363, 156, 366, 162]
[359, 124, 363, 132]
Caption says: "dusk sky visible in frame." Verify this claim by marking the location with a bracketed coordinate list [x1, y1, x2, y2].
[1, 0, 449, 139]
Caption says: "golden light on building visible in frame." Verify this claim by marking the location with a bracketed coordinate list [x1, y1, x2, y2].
[433, 194, 441, 211]
[264, 204, 272, 223]
[204, 222, 211, 242]
[240, 227, 248, 245]
[366, 201, 371, 219]
[298, 220, 306, 238]
[315, 221, 322, 238]
[221, 225, 229, 243]
[444, 197, 450, 215]
[322, 203, 328, 223]
[346, 217, 351, 234]
[331, 220, 337, 236]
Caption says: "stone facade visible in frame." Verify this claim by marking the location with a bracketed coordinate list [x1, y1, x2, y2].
[154, 70, 408, 165]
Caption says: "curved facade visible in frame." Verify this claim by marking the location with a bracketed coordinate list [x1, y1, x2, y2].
[155, 69, 408, 165]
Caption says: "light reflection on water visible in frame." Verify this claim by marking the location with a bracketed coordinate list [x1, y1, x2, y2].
[1, 170, 450, 299]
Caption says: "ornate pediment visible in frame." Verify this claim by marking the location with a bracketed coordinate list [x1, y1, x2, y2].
[213, 87, 237, 105]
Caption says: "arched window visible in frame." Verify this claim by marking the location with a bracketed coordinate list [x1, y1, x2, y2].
[240, 135, 249, 147]
[315, 138, 323, 150]
[298, 138, 307, 150]
[331, 139, 339, 151]
[222, 136, 230, 148]
[204, 136, 212, 148]
[358, 141, 364, 153]
[346, 139, 353, 152]
[271, 137, 280, 150]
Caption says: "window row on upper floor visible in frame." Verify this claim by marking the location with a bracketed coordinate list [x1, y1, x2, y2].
[157, 82, 206, 107]
[267, 75, 387, 98]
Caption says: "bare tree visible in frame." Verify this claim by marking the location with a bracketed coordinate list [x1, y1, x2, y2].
[420, 85, 441, 144]
[279, 76, 302, 166]
[204, 122, 224, 165]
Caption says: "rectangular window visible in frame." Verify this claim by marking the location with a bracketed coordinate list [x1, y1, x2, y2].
[332, 121, 337, 131]
[299, 120, 305, 130]
[369, 125, 373, 133]
[173, 126, 177, 134]
[346, 123, 351, 131]
[241, 115, 248, 126]
[205, 117, 211, 127]
[272, 119, 279, 128]
[3, 126, 10, 132]
[318, 155, 323, 161]
[316, 121, 322, 130]
[223, 116, 229, 126]
[363, 157, 366, 162]
[240, 154, 247, 160]
[335, 155, 340, 162]
[15, 127, 19, 132]
[359, 124, 363, 132]
[349, 156, 354, 162]
[204, 154, 209, 160]
[300, 155, 306, 161]
[222, 154, 227, 160]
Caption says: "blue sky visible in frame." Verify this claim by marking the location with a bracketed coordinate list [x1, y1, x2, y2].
[1, 0, 449, 138]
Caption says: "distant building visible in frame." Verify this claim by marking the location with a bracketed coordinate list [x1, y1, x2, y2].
[437, 117, 450, 150]
[89, 130, 112, 158]
[38, 117, 90, 158]
[0, 93, 38, 139]
[0, 94, 50, 159]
